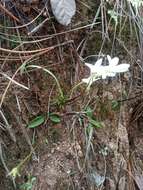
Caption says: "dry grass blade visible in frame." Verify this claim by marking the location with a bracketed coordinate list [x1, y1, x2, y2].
[0, 3, 20, 23]
[0, 72, 29, 90]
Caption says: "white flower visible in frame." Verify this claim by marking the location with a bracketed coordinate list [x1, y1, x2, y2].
[82, 55, 130, 86]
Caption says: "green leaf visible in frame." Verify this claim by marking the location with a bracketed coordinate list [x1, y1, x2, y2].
[49, 113, 61, 123]
[86, 123, 93, 135]
[111, 100, 120, 111]
[85, 106, 93, 118]
[20, 63, 27, 74]
[20, 176, 36, 190]
[88, 118, 102, 128]
[28, 115, 45, 128]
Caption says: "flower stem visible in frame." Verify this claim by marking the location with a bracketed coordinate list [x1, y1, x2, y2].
[27, 65, 64, 98]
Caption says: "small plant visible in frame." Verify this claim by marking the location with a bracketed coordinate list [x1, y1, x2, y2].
[8, 152, 33, 180]
[10, 36, 20, 49]
[8, 166, 20, 179]
[55, 93, 67, 108]
[85, 107, 102, 129]
[27, 113, 61, 129]
[111, 100, 121, 111]
[20, 175, 36, 190]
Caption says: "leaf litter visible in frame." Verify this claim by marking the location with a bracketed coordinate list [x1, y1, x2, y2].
[0, 1, 143, 190]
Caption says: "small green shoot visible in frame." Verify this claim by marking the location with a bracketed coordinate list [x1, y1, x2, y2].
[8, 166, 20, 179]
[8, 151, 33, 180]
[55, 94, 67, 108]
[20, 175, 36, 190]
[88, 118, 102, 128]
[85, 106, 93, 118]
[111, 100, 120, 111]
[85, 107, 102, 128]
[36, 16, 45, 24]
[45, 138, 49, 144]
[10, 36, 20, 49]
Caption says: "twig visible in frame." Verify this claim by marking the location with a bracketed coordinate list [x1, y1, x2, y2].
[0, 3, 20, 23]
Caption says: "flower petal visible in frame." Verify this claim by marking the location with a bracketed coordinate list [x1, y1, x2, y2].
[107, 55, 119, 66]
[107, 55, 111, 63]
[110, 57, 119, 66]
[85, 58, 103, 73]
[85, 63, 95, 72]
[107, 73, 116, 77]
[111, 64, 130, 73]
[94, 58, 103, 67]
[101, 73, 107, 79]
